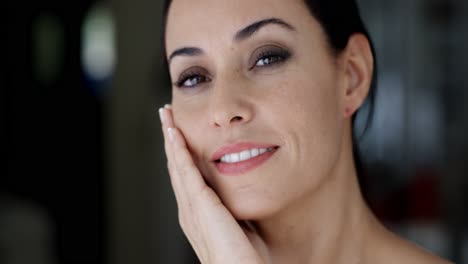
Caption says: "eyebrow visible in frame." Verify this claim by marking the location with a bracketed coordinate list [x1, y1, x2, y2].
[234, 18, 295, 42]
[168, 47, 203, 65]
[168, 17, 295, 65]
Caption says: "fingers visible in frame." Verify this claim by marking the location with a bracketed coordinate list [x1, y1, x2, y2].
[159, 105, 184, 203]
[159, 105, 210, 203]
[159, 104, 175, 128]
[158, 105, 263, 264]
[167, 126, 208, 197]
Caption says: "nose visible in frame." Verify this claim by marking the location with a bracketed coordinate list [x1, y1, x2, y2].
[209, 82, 254, 128]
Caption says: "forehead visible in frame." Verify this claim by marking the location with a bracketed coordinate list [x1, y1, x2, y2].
[165, 0, 317, 54]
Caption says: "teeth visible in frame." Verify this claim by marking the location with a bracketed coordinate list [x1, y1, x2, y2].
[219, 147, 275, 164]
[231, 153, 240, 163]
[239, 150, 250, 161]
[251, 148, 259, 157]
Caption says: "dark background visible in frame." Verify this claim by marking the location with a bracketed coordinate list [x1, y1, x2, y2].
[3, 0, 103, 263]
[2, 0, 467, 263]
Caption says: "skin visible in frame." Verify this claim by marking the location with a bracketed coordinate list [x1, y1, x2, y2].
[160, 0, 454, 263]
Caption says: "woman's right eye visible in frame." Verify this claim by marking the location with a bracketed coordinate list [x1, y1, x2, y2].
[175, 73, 210, 88]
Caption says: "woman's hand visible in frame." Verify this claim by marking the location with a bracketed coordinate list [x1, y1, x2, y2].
[159, 105, 265, 264]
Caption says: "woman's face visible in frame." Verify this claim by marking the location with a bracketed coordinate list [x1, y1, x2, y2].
[165, 0, 349, 220]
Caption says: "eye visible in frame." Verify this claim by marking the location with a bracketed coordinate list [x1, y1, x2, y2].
[174, 67, 211, 88]
[250, 45, 291, 70]
[177, 74, 208, 88]
[255, 53, 286, 67]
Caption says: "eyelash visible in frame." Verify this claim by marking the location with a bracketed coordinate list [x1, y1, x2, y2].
[175, 71, 210, 88]
[250, 49, 291, 70]
[174, 49, 291, 88]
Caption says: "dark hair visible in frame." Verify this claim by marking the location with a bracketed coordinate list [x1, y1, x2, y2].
[160, 0, 377, 196]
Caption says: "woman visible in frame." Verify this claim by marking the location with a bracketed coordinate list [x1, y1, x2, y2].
[158, 0, 453, 263]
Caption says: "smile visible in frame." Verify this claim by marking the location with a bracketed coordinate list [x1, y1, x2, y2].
[212, 143, 279, 176]
[219, 147, 276, 163]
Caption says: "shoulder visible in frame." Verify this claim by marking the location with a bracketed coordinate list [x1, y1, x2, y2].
[380, 230, 454, 264]
[365, 223, 454, 264]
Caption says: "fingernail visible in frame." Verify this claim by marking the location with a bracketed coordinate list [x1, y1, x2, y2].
[158, 108, 164, 124]
[168, 127, 174, 142]
[164, 104, 172, 109]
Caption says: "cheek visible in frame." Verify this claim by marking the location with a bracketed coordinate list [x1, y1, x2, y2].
[268, 71, 343, 179]
[268, 70, 341, 134]
[172, 102, 208, 164]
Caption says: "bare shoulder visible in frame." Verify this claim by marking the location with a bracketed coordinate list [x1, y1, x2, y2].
[408, 246, 454, 264]
[365, 220, 454, 264]
[400, 243, 454, 264]
[380, 230, 454, 264]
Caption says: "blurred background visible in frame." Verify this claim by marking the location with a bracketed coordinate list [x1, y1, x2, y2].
[2, 0, 467, 263]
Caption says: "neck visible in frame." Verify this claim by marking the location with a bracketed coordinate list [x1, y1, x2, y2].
[251, 123, 377, 264]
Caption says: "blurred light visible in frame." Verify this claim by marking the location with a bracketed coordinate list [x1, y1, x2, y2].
[33, 13, 64, 85]
[81, 2, 116, 86]
[359, 72, 405, 165]
[409, 91, 443, 163]
[391, 222, 451, 259]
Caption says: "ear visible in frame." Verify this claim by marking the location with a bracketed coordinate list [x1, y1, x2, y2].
[341, 34, 374, 118]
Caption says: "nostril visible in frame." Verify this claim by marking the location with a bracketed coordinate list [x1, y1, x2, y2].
[230, 116, 243, 122]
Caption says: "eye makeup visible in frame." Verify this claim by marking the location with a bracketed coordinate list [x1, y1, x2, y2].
[172, 44, 293, 89]
[249, 44, 292, 70]
[173, 66, 211, 88]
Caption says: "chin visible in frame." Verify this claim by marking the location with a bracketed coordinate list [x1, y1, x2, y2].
[222, 194, 281, 221]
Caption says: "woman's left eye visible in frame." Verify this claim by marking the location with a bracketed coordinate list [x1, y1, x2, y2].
[250, 46, 291, 69]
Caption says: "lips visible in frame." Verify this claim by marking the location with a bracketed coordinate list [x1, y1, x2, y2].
[211, 142, 279, 175]
[219, 147, 276, 163]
